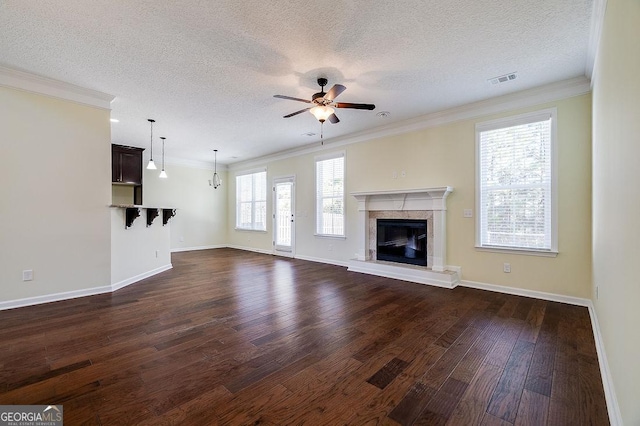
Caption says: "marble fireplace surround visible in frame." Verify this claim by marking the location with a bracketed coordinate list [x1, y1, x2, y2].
[347, 187, 460, 289]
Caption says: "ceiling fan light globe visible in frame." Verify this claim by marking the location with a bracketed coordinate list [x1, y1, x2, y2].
[310, 106, 334, 122]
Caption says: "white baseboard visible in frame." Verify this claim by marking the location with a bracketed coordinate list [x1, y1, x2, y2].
[0, 264, 173, 311]
[272, 250, 295, 259]
[586, 301, 623, 426]
[111, 263, 172, 292]
[460, 279, 591, 306]
[0, 285, 112, 311]
[171, 244, 226, 253]
[295, 254, 350, 268]
[226, 244, 273, 256]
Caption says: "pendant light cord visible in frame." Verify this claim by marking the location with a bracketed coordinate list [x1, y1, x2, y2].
[150, 121, 153, 159]
[148, 119, 155, 160]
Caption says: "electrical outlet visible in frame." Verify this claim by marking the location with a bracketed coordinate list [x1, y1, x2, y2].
[179, 236, 184, 242]
[400, 170, 406, 178]
[503, 263, 511, 273]
[463, 209, 473, 218]
[22, 270, 33, 281]
[328, 244, 333, 251]
[392, 171, 398, 179]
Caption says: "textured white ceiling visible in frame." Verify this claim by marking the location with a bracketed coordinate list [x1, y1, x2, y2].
[0, 0, 593, 165]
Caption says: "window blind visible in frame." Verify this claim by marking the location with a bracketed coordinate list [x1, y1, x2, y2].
[478, 116, 552, 250]
[236, 171, 267, 230]
[316, 154, 345, 236]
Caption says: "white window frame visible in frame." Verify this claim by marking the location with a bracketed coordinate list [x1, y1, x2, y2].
[235, 168, 267, 232]
[315, 151, 346, 238]
[475, 108, 558, 257]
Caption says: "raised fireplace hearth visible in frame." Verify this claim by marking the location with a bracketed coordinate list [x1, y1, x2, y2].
[347, 187, 460, 288]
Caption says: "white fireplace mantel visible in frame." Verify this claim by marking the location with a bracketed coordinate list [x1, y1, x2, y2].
[348, 186, 460, 288]
[351, 187, 453, 212]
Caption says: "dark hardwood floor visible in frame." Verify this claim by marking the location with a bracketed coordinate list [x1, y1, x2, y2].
[0, 249, 609, 425]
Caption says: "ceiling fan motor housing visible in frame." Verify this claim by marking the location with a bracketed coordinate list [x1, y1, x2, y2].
[312, 92, 326, 103]
[312, 78, 329, 104]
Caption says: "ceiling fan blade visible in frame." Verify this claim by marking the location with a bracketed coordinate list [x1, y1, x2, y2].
[328, 113, 340, 124]
[325, 84, 346, 101]
[274, 95, 311, 103]
[335, 102, 376, 110]
[283, 108, 311, 118]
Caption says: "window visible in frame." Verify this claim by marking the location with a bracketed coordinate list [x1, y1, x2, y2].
[236, 170, 267, 231]
[316, 153, 345, 236]
[476, 109, 557, 254]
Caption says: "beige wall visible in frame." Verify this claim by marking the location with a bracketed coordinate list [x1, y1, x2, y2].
[144, 164, 227, 251]
[229, 94, 592, 297]
[592, 0, 640, 423]
[0, 86, 111, 303]
[111, 185, 134, 205]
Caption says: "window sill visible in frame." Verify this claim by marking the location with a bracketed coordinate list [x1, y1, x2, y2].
[314, 234, 346, 240]
[475, 246, 558, 258]
[235, 228, 267, 233]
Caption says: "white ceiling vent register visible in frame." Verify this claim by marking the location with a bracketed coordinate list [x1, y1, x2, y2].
[489, 72, 518, 85]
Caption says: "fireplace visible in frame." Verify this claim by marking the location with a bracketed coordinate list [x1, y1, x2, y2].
[348, 187, 460, 289]
[377, 219, 428, 266]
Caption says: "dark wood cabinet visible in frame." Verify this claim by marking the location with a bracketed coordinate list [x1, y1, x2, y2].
[112, 144, 144, 184]
[112, 144, 144, 204]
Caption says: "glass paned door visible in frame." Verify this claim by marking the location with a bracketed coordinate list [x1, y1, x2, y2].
[274, 177, 295, 254]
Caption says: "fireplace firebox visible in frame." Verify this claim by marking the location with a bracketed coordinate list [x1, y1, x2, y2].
[376, 219, 428, 266]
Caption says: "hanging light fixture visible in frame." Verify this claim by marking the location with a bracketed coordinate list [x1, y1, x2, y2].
[159, 137, 168, 178]
[309, 106, 334, 145]
[210, 149, 222, 189]
[146, 119, 157, 170]
[309, 105, 334, 122]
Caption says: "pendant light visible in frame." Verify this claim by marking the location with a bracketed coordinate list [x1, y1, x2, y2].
[159, 137, 168, 178]
[146, 119, 157, 170]
[210, 149, 221, 189]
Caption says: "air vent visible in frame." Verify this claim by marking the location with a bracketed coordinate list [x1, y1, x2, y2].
[302, 132, 316, 137]
[489, 72, 517, 85]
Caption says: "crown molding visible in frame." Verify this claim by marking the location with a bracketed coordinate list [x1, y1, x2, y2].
[0, 65, 114, 110]
[586, 0, 608, 83]
[229, 76, 591, 172]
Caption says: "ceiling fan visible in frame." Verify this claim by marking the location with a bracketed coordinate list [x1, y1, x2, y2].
[274, 78, 375, 124]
